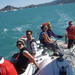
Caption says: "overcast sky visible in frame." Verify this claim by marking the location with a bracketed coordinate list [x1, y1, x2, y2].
[0, 0, 56, 9]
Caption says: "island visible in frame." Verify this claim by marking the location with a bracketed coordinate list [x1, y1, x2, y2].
[0, 0, 75, 12]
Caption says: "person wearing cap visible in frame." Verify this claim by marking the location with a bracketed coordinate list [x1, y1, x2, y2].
[40, 22, 63, 39]
[25, 30, 38, 56]
[66, 21, 75, 49]
[11, 39, 39, 74]
[0, 56, 18, 75]
[39, 22, 61, 52]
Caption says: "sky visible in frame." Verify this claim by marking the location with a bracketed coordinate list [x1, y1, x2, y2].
[0, 0, 56, 9]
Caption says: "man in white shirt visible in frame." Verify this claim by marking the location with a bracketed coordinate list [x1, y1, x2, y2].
[26, 30, 37, 56]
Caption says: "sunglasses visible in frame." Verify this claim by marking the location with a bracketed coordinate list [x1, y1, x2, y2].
[17, 43, 22, 47]
[26, 33, 32, 35]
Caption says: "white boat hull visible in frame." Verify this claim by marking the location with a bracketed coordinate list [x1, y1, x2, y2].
[21, 40, 75, 75]
[36, 57, 73, 75]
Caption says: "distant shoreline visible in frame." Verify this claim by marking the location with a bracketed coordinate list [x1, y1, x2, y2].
[0, 0, 75, 12]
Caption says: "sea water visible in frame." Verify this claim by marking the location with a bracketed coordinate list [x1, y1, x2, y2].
[0, 3, 75, 74]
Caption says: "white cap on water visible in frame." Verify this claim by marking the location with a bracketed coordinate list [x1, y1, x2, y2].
[0, 57, 4, 64]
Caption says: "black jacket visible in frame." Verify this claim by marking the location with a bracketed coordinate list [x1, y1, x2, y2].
[11, 50, 29, 74]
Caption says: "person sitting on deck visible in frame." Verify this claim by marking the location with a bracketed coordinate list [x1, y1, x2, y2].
[39, 22, 63, 43]
[11, 39, 39, 74]
[39, 22, 63, 52]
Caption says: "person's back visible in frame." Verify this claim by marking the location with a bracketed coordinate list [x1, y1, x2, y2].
[66, 21, 75, 49]
[0, 57, 18, 75]
[66, 25, 75, 39]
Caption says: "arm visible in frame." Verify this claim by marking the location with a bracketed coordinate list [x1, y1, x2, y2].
[23, 51, 39, 68]
[48, 30, 58, 38]
[48, 30, 63, 38]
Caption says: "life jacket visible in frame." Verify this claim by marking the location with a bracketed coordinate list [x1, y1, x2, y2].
[20, 36, 36, 49]
[30, 39, 37, 49]
[11, 52, 29, 74]
[0, 60, 18, 75]
[66, 25, 75, 39]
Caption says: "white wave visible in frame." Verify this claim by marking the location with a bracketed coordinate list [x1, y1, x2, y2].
[12, 9, 17, 11]
[11, 36, 19, 40]
[3, 28, 8, 32]
[56, 10, 73, 22]
[24, 24, 33, 29]
[13, 27, 23, 32]
[55, 10, 74, 30]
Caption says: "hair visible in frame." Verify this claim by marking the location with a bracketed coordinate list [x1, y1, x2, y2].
[68, 21, 72, 26]
[47, 24, 52, 30]
[26, 30, 33, 35]
[16, 39, 25, 46]
[41, 24, 51, 31]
